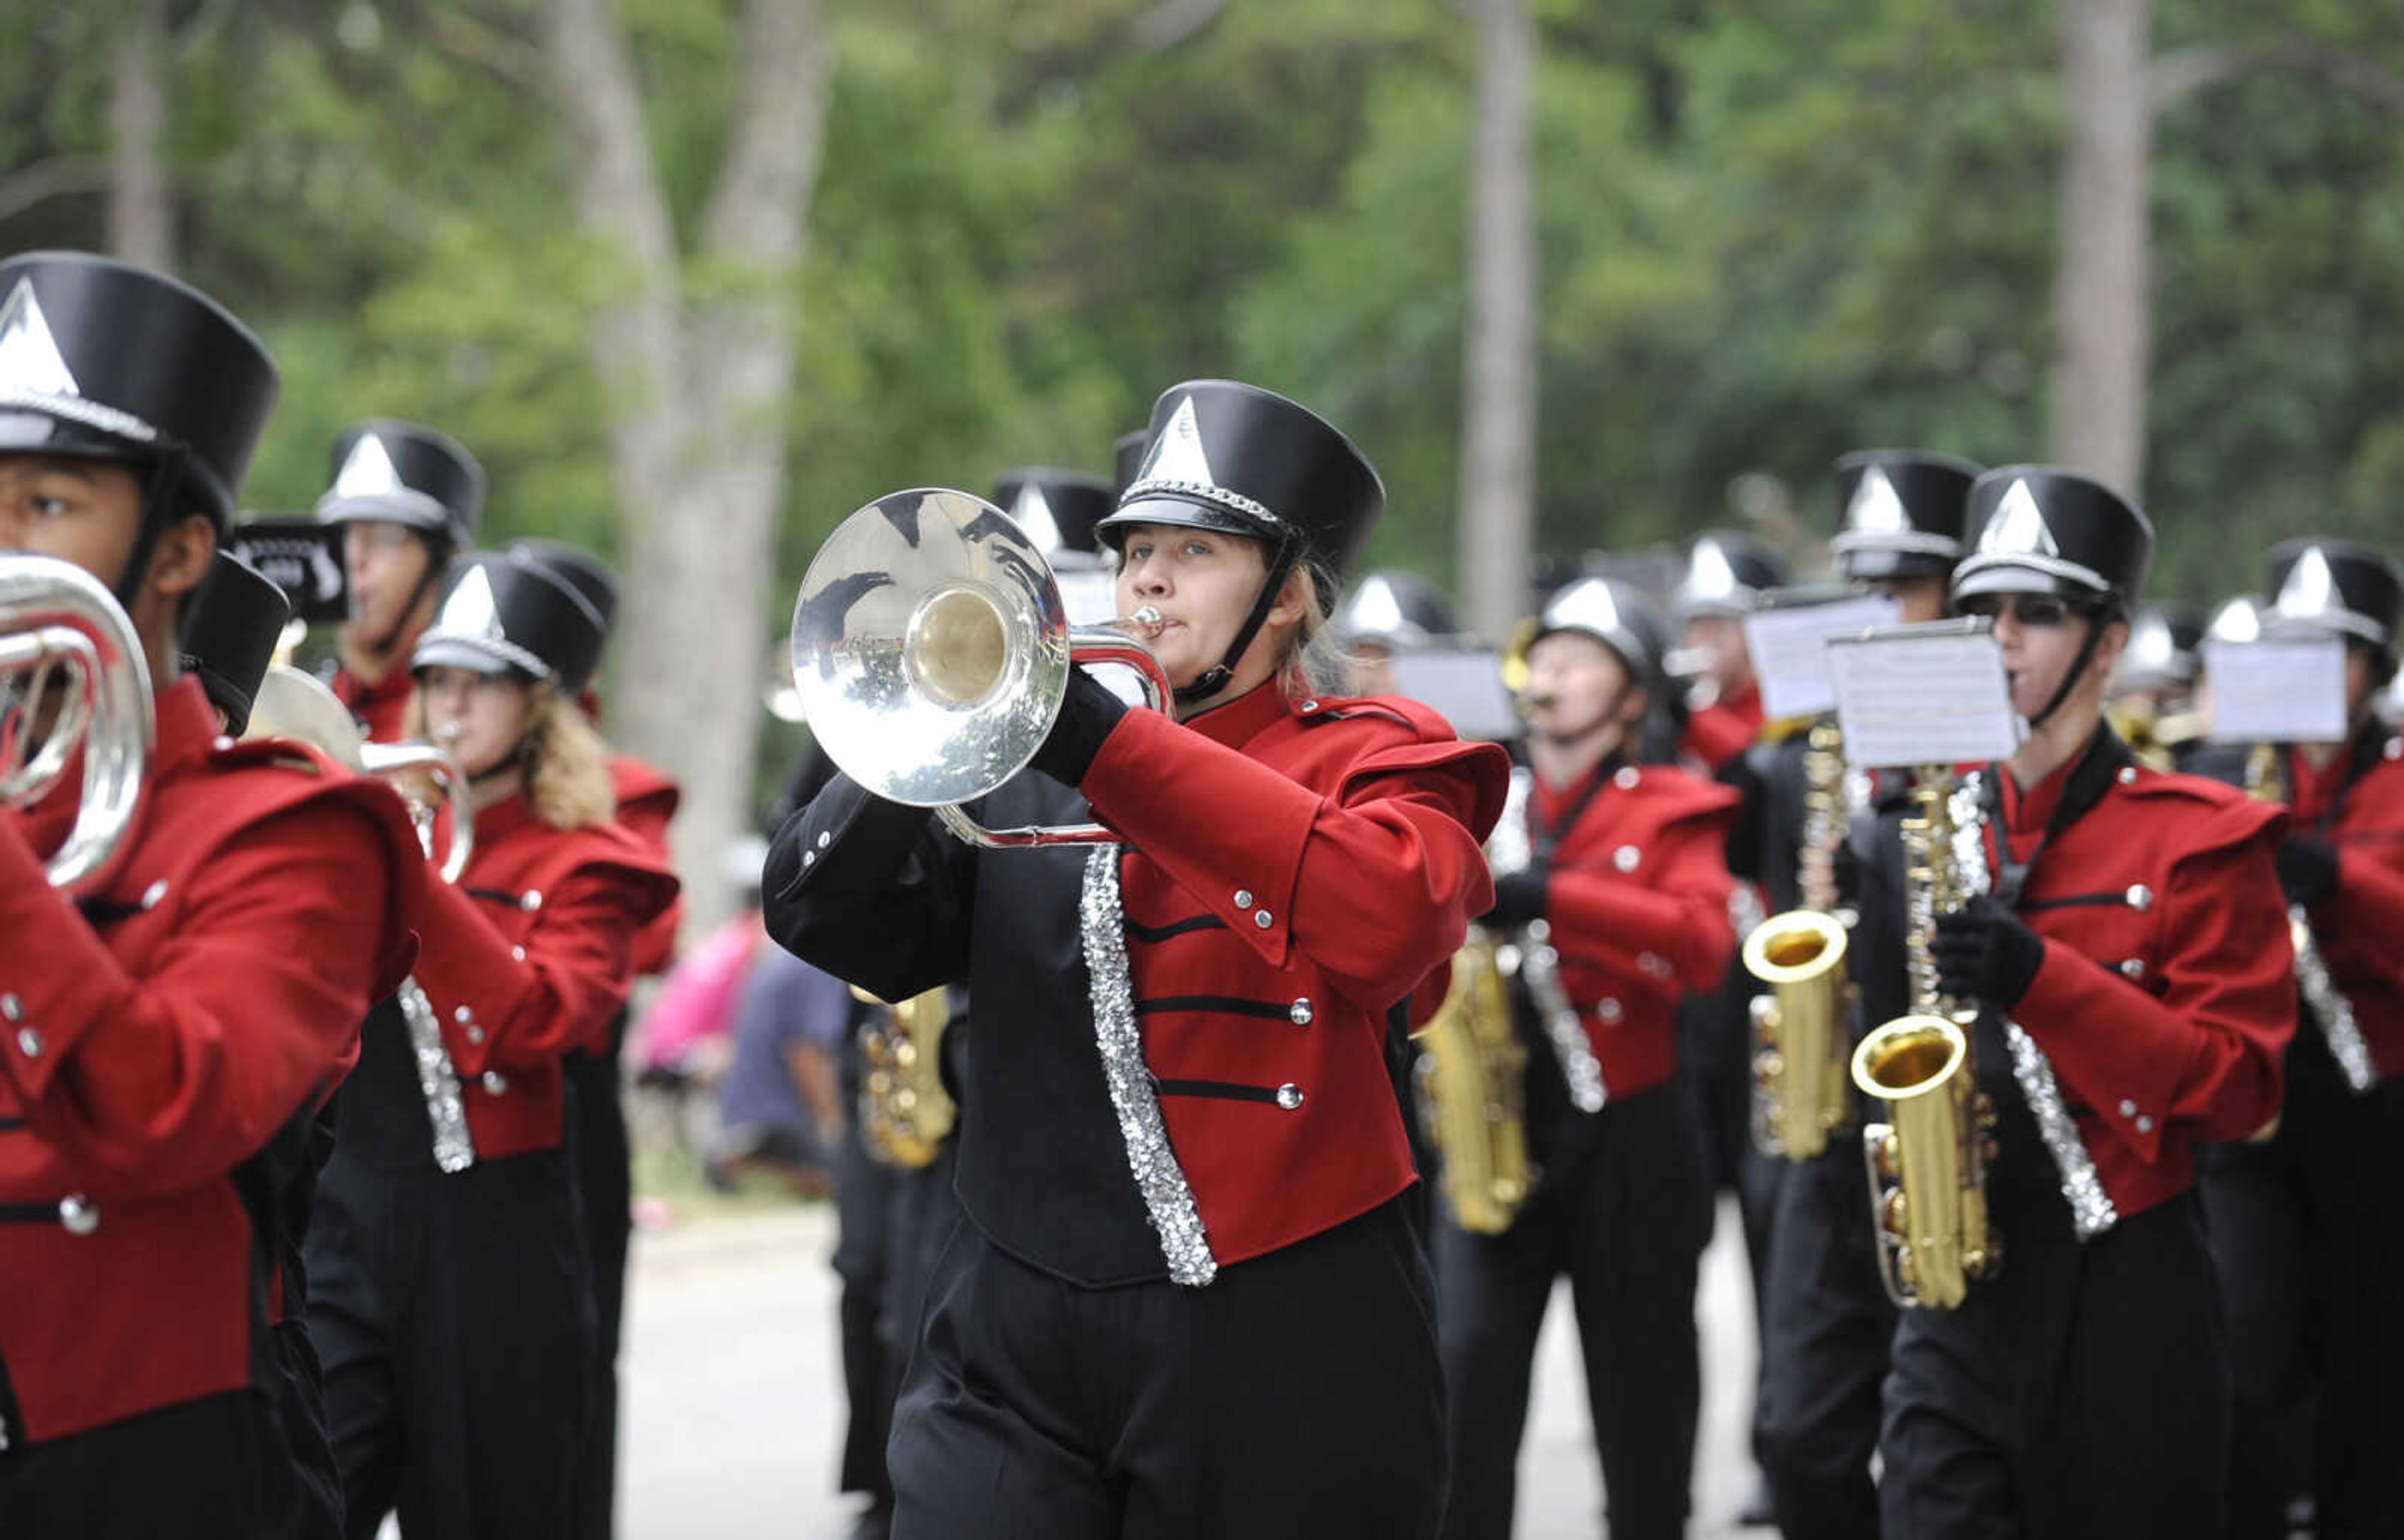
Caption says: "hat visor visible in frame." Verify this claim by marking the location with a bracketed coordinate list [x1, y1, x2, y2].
[1529, 621, 1651, 681]
[0, 408, 153, 464]
[1949, 558, 2102, 605]
[316, 488, 453, 531]
[411, 634, 541, 680]
[1096, 496, 1273, 551]
[1836, 545, 1953, 582]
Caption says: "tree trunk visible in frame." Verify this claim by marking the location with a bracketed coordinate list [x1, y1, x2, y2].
[544, 0, 830, 941]
[106, 0, 173, 270]
[1458, 0, 1537, 639]
[2049, 0, 2154, 495]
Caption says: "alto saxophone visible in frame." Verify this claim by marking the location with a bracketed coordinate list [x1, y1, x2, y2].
[1745, 720, 1858, 1160]
[2246, 742, 2376, 1092]
[1849, 766, 2001, 1309]
[1414, 930, 1533, 1234]
[855, 985, 957, 1169]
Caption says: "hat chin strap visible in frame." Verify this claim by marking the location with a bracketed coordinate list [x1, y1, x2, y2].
[111, 451, 192, 615]
[1174, 536, 1300, 707]
[2027, 603, 2115, 731]
[369, 539, 451, 661]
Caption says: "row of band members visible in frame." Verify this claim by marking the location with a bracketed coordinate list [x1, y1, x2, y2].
[3, 246, 2397, 1540]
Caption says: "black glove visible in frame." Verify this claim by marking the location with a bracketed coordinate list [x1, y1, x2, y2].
[1029, 667, 1131, 787]
[2274, 836, 2341, 908]
[1930, 895, 2047, 1009]
[1482, 865, 1551, 930]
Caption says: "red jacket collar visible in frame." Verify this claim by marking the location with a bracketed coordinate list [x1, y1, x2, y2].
[1177, 682, 1293, 751]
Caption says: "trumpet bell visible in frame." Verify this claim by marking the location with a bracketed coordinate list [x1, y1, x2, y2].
[792, 489, 1072, 809]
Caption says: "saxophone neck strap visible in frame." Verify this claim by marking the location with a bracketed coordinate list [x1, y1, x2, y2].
[1983, 725, 2134, 907]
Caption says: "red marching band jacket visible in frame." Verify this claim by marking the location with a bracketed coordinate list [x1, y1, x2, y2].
[609, 753, 683, 978]
[1681, 679, 1764, 773]
[329, 663, 414, 748]
[2286, 732, 2404, 1082]
[0, 677, 424, 1446]
[1079, 685, 1509, 1268]
[1528, 762, 1741, 1101]
[1984, 754, 2294, 1221]
[408, 796, 679, 1161]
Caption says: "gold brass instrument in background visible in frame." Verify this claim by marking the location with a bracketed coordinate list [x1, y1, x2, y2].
[0, 554, 155, 894]
[1849, 767, 2000, 1310]
[2246, 742, 2376, 1094]
[855, 985, 957, 1169]
[788, 489, 1175, 850]
[242, 664, 474, 883]
[1745, 720, 1857, 1161]
[1414, 932, 1533, 1233]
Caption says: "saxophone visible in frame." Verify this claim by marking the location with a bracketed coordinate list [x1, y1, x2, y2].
[1745, 720, 1858, 1160]
[2246, 743, 2376, 1093]
[1849, 767, 2001, 1309]
[1414, 932, 1533, 1234]
[856, 985, 957, 1169]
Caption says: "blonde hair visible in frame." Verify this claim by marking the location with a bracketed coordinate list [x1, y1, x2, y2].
[404, 676, 617, 831]
[1275, 561, 1363, 702]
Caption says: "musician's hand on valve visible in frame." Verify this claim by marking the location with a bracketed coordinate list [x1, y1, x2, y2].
[1481, 864, 1551, 930]
[1029, 667, 1130, 788]
[1931, 896, 2045, 1008]
[2274, 836, 2340, 908]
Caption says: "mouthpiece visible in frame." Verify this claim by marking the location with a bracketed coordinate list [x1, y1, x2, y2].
[1128, 606, 1164, 637]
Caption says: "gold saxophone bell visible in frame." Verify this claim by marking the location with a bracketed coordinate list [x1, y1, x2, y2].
[1744, 909, 1854, 1160]
[243, 665, 475, 882]
[851, 985, 956, 1169]
[0, 554, 155, 894]
[1414, 932, 1533, 1233]
[788, 489, 1175, 850]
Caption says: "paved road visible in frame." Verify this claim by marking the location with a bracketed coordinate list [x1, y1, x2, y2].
[619, 1196, 1764, 1539]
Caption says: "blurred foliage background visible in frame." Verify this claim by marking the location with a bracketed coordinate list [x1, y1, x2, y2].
[6, 0, 2401, 655]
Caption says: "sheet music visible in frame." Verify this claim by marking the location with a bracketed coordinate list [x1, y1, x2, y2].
[1828, 621, 2022, 768]
[1744, 593, 1901, 720]
[1388, 647, 1521, 742]
[2204, 637, 2348, 744]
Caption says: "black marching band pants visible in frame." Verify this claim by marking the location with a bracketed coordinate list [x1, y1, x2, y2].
[2199, 1028, 2404, 1540]
[306, 1148, 595, 1540]
[1435, 1081, 1713, 1540]
[886, 1194, 1446, 1540]
[565, 1022, 634, 1540]
[1755, 1134, 1893, 1540]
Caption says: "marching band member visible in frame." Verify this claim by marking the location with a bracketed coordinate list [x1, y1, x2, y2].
[1437, 576, 1739, 1540]
[1675, 529, 1784, 772]
[500, 537, 682, 1540]
[1749, 448, 1977, 1539]
[306, 555, 678, 1540]
[317, 419, 483, 744]
[1330, 568, 1459, 697]
[0, 252, 421, 1538]
[2105, 603, 2206, 770]
[768, 379, 1508, 1539]
[2197, 538, 2404, 1540]
[1874, 467, 2294, 1536]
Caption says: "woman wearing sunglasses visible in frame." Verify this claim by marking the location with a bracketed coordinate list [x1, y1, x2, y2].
[766, 381, 1508, 1540]
[1872, 466, 2296, 1536]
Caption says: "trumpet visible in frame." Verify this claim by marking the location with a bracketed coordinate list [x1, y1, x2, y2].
[1, 554, 155, 894]
[242, 664, 473, 882]
[788, 489, 1175, 850]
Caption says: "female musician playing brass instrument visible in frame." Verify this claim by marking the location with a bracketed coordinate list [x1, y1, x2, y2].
[767, 380, 1508, 1540]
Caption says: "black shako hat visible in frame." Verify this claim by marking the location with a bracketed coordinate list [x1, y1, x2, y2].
[992, 468, 1114, 562]
[1831, 449, 1982, 581]
[1111, 429, 1148, 501]
[1097, 379, 1386, 587]
[412, 553, 605, 689]
[1675, 530, 1785, 619]
[178, 550, 290, 736]
[315, 419, 485, 548]
[1531, 576, 1668, 689]
[505, 538, 619, 693]
[1334, 569, 1457, 649]
[0, 250, 278, 529]
[2264, 538, 2403, 657]
[2115, 603, 2205, 689]
[1952, 465, 2152, 613]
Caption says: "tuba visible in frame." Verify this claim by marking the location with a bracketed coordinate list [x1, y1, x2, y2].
[0, 554, 155, 895]
[855, 985, 957, 1169]
[788, 489, 1174, 850]
[1849, 767, 2000, 1310]
[1744, 720, 1857, 1160]
[242, 664, 473, 882]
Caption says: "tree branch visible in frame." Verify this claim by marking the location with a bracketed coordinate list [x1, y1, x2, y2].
[425, 7, 550, 96]
[1123, 0, 1230, 54]
[699, 0, 830, 265]
[0, 155, 111, 227]
[2150, 36, 2404, 118]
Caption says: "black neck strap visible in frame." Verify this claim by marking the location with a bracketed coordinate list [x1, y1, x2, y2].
[1175, 535, 1300, 707]
[110, 452, 189, 616]
[1986, 723, 2132, 905]
[371, 539, 449, 660]
[2026, 605, 2115, 730]
[1528, 749, 1626, 860]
